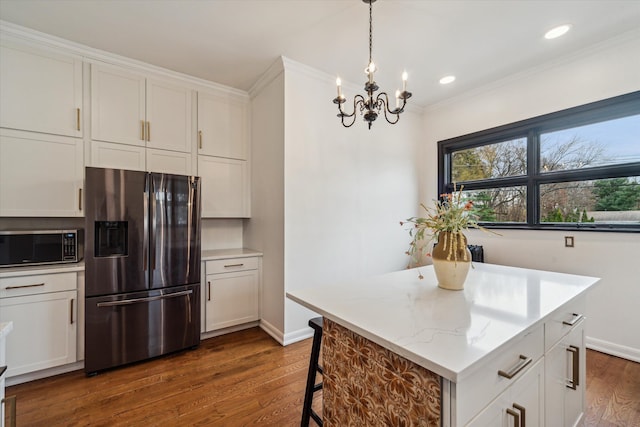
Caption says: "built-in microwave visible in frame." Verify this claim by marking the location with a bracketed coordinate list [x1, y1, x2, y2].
[0, 230, 83, 268]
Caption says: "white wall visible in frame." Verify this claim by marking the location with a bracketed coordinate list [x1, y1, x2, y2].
[282, 59, 424, 340]
[421, 30, 640, 361]
[244, 65, 287, 338]
[247, 58, 424, 344]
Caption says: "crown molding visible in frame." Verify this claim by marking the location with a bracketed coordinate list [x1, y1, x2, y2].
[248, 56, 285, 99]
[424, 27, 640, 114]
[0, 20, 248, 97]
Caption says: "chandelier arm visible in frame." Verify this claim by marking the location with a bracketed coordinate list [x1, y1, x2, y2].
[375, 92, 402, 125]
[337, 95, 367, 128]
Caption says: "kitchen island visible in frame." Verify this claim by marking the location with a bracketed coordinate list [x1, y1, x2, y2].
[287, 263, 599, 426]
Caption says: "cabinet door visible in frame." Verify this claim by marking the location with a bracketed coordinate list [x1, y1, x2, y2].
[205, 270, 259, 331]
[146, 148, 192, 175]
[146, 79, 192, 153]
[468, 359, 543, 427]
[564, 322, 585, 427]
[91, 64, 146, 147]
[0, 129, 83, 217]
[0, 41, 82, 137]
[198, 156, 249, 217]
[90, 140, 146, 171]
[0, 290, 77, 377]
[197, 91, 248, 159]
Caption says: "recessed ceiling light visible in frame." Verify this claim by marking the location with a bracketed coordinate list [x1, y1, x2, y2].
[439, 75, 456, 85]
[545, 24, 572, 40]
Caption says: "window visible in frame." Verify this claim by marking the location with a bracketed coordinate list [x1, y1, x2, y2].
[438, 91, 640, 231]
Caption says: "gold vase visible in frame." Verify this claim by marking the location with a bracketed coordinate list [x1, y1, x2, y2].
[431, 231, 471, 291]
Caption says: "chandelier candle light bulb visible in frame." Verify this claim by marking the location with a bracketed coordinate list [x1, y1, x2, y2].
[336, 77, 342, 98]
[402, 71, 408, 92]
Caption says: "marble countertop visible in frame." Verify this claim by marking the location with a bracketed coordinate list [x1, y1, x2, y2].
[287, 263, 599, 383]
[0, 262, 85, 278]
[202, 248, 262, 261]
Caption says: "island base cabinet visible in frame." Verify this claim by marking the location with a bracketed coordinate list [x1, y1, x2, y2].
[545, 320, 585, 427]
[467, 358, 544, 427]
[0, 290, 77, 377]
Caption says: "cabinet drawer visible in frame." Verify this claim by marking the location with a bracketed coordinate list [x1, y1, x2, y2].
[206, 257, 259, 274]
[0, 271, 77, 298]
[545, 295, 586, 351]
[455, 324, 544, 426]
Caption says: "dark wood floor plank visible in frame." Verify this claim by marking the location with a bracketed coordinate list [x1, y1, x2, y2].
[5, 331, 639, 426]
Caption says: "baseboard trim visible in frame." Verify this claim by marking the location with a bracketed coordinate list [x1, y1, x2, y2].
[283, 327, 314, 346]
[586, 336, 640, 363]
[259, 319, 285, 345]
[200, 321, 260, 341]
[6, 361, 84, 386]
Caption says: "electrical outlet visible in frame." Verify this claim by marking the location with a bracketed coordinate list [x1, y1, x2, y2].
[564, 236, 574, 247]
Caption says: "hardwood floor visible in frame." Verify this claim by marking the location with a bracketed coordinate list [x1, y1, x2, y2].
[4, 328, 639, 426]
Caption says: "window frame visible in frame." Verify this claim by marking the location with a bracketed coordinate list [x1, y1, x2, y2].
[437, 91, 640, 232]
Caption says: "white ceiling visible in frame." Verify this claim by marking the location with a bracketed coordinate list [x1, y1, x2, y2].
[1, 0, 639, 107]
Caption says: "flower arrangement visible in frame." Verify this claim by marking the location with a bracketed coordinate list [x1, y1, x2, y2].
[401, 185, 491, 270]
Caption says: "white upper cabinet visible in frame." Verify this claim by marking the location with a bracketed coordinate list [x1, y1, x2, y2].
[91, 64, 146, 147]
[0, 41, 83, 138]
[197, 91, 248, 159]
[91, 63, 192, 153]
[0, 129, 84, 217]
[198, 156, 249, 218]
[147, 79, 192, 153]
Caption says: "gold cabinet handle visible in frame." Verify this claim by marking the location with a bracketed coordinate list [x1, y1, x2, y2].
[5, 283, 45, 290]
[1, 395, 17, 427]
[562, 313, 584, 327]
[224, 263, 244, 268]
[70, 298, 74, 324]
[506, 407, 520, 427]
[566, 345, 580, 390]
[513, 403, 526, 427]
[207, 281, 211, 301]
[76, 108, 81, 131]
[198, 130, 203, 149]
[146, 121, 150, 142]
[141, 120, 146, 140]
[78, 188, 83, 211]
[498, 355, 532, 379]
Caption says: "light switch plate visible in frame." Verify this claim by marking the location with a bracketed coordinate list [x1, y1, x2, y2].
[565, 236, 574, 247]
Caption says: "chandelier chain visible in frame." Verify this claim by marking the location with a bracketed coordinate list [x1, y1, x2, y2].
[368, 0, 373, 64]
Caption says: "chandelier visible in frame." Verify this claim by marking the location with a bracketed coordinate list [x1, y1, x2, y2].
[333, 0, 412, 129]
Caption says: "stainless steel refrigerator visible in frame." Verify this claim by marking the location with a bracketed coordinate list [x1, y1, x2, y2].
[84, 167, 201, 374]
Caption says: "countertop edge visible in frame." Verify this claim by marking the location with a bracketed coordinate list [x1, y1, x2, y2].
[201, 248, 263, 261]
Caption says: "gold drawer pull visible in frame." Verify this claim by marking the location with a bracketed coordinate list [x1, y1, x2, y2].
[566, 345, 580, 390]
[76, 108, 81, 131]
[198, 130, 203, 149]
[498, 355, 532, 379]
[140, 120, 146, 140]
[1, 395, 17, 427]
[146, 121, 151, 142]
[224, 263, 244, 268]
[562, 313, 584, 327]
[6, 282, 45, 290]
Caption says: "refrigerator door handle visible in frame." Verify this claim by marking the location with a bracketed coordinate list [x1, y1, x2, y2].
[96, 290, 193, 307]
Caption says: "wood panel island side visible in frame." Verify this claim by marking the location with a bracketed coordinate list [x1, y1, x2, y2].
[287, 263, 600, 426]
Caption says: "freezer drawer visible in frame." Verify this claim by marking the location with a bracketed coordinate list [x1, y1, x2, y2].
[84, 284, 200, 374]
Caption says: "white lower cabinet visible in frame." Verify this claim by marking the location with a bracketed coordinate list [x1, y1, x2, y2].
[468, 358, 544, 426]
[545, 318, 585, 427]
[0, 271, 78, 377]
[204, 257, 260, 331]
